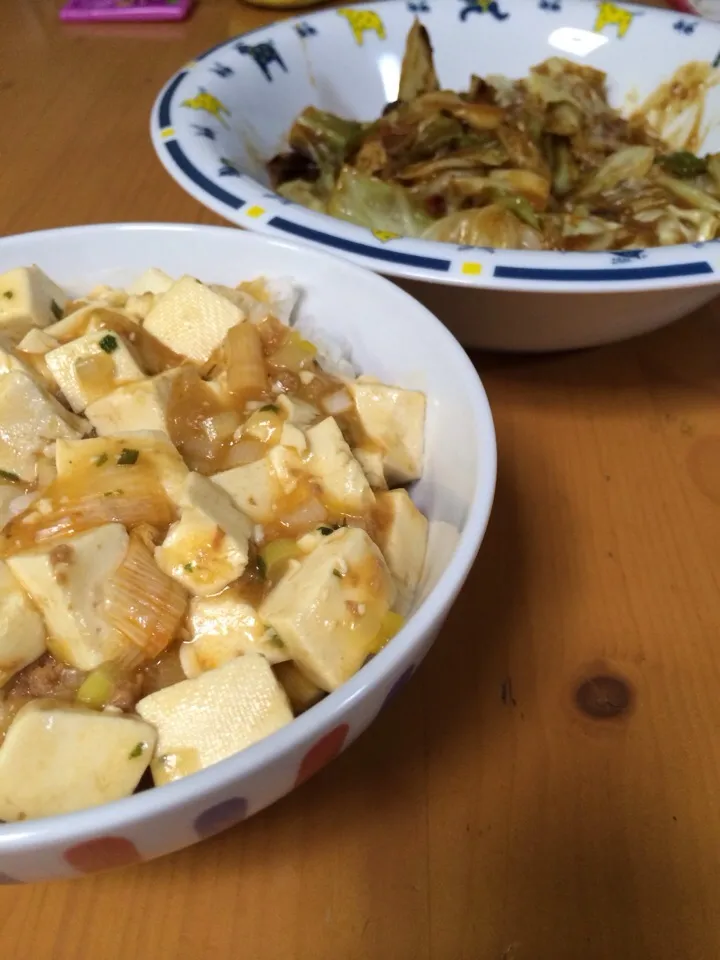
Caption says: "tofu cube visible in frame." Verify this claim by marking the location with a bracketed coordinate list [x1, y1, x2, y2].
[136, 653, 293, 784]
[55, 431, 189, 505]
[0, 561, 46, 685]
[0, 481, 23, 533]
[274, 661, 324, 713]
[0, 266, 67, 338]
[143, 276, 246, 364]
[45, 330, 146, 413]
[7, 523, 130, 670]
[0, 371, 86, 481]
[353, 447, 388, 491]
[127, 267, 174, 296]
[0, 701, 156, 820]
[181, 591, 289, 678]
[155, 473, 252, 596]
[348, 382, 425, 485]
[306, 417, 375, 514]
[0, 334, 33, 377]
[373, 489, 428, 614]
[212, 458, 278, 522]
[85, 370, 179, 437]
[259, 527, 395, 691]
[276, 394, 320, 429]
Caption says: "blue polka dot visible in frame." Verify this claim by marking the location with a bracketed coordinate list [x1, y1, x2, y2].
[194, 797, 248, 839]
[382, 666, 416, 709]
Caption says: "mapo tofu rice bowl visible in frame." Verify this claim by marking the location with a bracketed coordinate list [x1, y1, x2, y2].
[0, 224, 495, 881]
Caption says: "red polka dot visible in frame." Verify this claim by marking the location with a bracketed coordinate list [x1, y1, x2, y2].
[295, 723, 349, 786]
[63, 836, 141, 873]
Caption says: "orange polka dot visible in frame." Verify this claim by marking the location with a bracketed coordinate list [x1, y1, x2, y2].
[64, 836, 141, 873]
[295, 724, 349, 786]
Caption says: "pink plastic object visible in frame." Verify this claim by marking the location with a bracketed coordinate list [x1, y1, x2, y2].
[59, 0, 192, 23]
[667, 0, 720, 20]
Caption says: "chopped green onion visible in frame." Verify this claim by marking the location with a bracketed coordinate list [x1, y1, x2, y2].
[50, 299, 63, 320]
[255, 555, 267, 579]
[2, 291, 13, 300]
[184, 562, 195, 572]
[129, 742, 145, 759]
[95, 453, 109, 467]
[0, 470, 19, 482]
[333, 568, 343, 578]
[319, 525, 337, 536]
[117, 448, 139, 465]
[98, 333, 118, 354]
[658, 152, 708, 179]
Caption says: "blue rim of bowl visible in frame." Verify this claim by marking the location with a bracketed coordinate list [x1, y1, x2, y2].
[0, 222, 497, 859]
[149, 0, 720, 294]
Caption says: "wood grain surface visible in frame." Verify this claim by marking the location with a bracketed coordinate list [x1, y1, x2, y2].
[2, 1, 720, 958]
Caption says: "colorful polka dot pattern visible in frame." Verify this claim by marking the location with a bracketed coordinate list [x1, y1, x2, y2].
[295, 723, 350, 786]
[63, 836, 142, 873]
[193, 797, 248, 839]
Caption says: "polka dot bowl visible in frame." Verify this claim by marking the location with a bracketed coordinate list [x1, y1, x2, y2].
[0, 222, 496, 883]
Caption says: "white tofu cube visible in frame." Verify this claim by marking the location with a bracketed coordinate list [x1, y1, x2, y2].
[353, 447, 388, 490]
[276, 393, 320, 429]
[155, 473, 252, 596]
[45, 330, 146, 413]
[6, 523, 130, 670]
[136, 653, 293, 784]
[280, 423, 307, 453]
[55, 431, 189, 505]
[0, 334, 33, 377]
[212, 458, 277, 522]
[85, 370, 179, 436]
[0, 701, 156, 820]
[0, 266, 67, 338]
[181, 591, 288, 678]
[0, 481, 23, 533]
[0, 561, 46, 685]
[127, 267, 174, 296]
[373, 489, 428, 614]
[306, 417, 375, 514]
[259, 527, 395, 691]
[143, 276, 246, 364]
[0, 371, 86, 482]
[348, 382, 425, 485]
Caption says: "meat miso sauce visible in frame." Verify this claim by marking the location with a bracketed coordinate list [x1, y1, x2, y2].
[0, 264, 427, 820]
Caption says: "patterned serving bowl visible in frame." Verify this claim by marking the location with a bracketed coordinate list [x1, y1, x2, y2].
[151, 0, 720, 351]
[0, 223, 495, 883]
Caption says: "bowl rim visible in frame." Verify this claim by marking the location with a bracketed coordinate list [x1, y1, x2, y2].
[0, 221, 497, 852]
[149, 0, 720, 295]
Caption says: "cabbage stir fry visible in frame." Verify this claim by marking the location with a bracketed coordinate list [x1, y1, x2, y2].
[268, 20, 720, 250]
[0, 264, 427, 821]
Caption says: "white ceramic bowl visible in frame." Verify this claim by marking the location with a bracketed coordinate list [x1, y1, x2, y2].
[150, 0, 720, 352]
[0, 223, 495, 883]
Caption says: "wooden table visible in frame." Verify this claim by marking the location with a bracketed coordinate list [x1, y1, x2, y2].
[2, 0, 719, 957]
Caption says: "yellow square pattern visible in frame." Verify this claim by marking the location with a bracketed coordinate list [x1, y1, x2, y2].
[160, 127, 175, 140]
[246, 206, 266, 219]
[461, 262, 483, 276]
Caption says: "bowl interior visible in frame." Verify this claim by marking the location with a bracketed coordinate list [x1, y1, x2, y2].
[151, 0, 720, 291]
[178, 0, 720, 182]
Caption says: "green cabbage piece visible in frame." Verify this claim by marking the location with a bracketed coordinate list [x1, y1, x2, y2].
[288, 108, 367, 174]
[327, 167, 434, 237]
